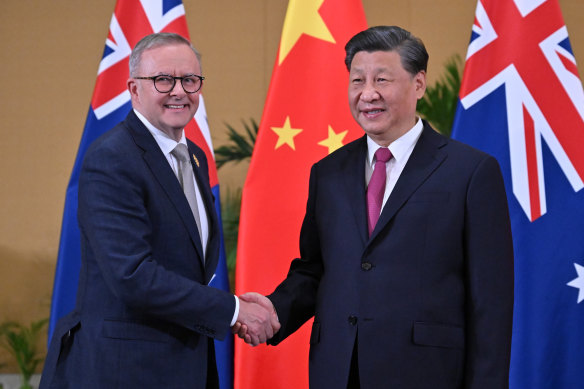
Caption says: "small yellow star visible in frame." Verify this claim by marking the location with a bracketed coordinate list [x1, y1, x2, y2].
[278, 0, 335, 65]
[271, 116, 303, 150]
[318, 126, 348, 154]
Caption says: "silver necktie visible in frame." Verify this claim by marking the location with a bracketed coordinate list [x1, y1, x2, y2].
[171, 143, 203, 243]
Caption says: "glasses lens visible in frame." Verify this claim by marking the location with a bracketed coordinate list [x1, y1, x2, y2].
[181, 76, 202, 93]
[154, 76, 175, 93]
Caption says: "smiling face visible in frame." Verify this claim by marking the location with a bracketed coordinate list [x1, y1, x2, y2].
[128, 43, 201, 141]
[348, 50, 426, 146]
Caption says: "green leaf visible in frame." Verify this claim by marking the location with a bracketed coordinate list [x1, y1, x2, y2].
[417, 54, 463, 137]
[214, 118, 259, 169]
[0, 318, 48, 386]
[220, 187, 243, 291]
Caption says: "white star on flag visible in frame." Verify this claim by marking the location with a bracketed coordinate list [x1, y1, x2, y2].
[567, 263, 584, 303]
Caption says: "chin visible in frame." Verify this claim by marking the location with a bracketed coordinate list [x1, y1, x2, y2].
[362, 125, 388, 137]
[166, 114, 193, 127]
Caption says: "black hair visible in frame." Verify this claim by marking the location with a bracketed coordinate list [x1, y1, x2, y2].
[344, 26, 428, 75]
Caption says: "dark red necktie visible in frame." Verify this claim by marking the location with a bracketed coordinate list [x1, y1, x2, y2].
[367, 148, 392, 236]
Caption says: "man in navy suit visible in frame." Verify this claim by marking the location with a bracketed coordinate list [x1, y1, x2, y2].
[237, 26, 514, 388]
[40, 33, 278, 389]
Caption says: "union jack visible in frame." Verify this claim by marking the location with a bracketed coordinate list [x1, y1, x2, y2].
[458, 0, 584, 222]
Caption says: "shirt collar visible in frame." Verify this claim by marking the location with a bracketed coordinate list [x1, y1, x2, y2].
[134, 109, 187, 155]
[367, 118, 424, 166]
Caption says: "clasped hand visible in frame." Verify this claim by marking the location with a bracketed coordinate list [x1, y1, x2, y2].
[232, 292, 280, 346]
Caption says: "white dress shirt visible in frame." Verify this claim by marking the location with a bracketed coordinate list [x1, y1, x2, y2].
[365, 118, 424, 213]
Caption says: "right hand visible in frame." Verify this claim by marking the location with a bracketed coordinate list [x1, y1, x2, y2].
[233, 293, 280, 346]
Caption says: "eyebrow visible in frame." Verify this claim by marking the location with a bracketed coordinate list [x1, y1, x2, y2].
[153, 72, 198, 77]
[350, 67, 391, 74]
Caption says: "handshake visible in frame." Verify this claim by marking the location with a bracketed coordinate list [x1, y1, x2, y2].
[232, 292, 280, 347]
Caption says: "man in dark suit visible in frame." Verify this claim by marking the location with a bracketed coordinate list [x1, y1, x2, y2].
[40, 33, 278, 389]
[237, 26, 514, 388]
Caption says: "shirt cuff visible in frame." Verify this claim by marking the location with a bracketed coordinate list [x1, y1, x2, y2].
[230, 295, 240, 327]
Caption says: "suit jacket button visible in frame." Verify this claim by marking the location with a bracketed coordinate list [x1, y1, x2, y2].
[348, 315, 358, 326]
[361, 262, 372, 271]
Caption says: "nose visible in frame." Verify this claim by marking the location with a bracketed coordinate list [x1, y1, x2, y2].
[169, 78, 186, 96]
[360, 81, 380, 102]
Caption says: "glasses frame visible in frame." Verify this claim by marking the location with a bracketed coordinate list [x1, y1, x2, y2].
[134, 74, 205, 94]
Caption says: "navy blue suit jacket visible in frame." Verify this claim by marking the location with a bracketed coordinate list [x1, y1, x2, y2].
[268, 121, 514, 388]
[41, 111, 235, 389]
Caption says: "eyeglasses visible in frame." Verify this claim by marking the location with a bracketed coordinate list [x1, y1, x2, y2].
[134, 74, 204, 94]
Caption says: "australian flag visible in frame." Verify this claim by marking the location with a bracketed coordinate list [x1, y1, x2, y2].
[452, 0, 584, 387]
[48, 1, 233, 388]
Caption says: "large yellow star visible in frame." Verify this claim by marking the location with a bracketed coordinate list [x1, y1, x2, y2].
[318, 126, 348, 154]
[278, 0, 335, 65]
[271, 116, 303, 150]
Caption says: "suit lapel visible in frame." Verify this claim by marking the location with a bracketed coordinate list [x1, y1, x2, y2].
[369, 123, 448, 241]
[125, 112, 206, 267]
[187, 143, 220, 283]
[341, 136, 369, 246]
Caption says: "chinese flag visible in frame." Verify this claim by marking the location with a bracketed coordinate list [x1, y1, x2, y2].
[234, 0, 367, 388]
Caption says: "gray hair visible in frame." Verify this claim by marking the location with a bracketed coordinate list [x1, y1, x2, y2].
[129, 32, 202, 77]
[344, 26, 428, 76]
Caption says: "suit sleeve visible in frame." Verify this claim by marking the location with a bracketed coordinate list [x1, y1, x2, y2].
[268, 163, 324, 345]
[78, 139, 235, 340]
[463, 155, 514, 388]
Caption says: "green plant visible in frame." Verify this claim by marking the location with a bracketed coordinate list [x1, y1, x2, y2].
[214, 118, 259, 169]
[220, 187, 243, 291]
[214, 119, 259, 288]
[0, 319, 48, 389]
[417, 54, 463, 137]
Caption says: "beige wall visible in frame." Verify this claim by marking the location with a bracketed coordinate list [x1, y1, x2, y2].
[0, 0, 582, 370]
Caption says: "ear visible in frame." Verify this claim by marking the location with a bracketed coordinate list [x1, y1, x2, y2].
[127, 78, 139, 103]
[414, 71, 427, 100]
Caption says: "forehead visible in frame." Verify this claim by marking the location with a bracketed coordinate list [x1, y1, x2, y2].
[138, 44, 200, 74]
[349, 50, 403, 72]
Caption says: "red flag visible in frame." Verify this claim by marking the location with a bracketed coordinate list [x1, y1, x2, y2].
[234, 0, 367, 388]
